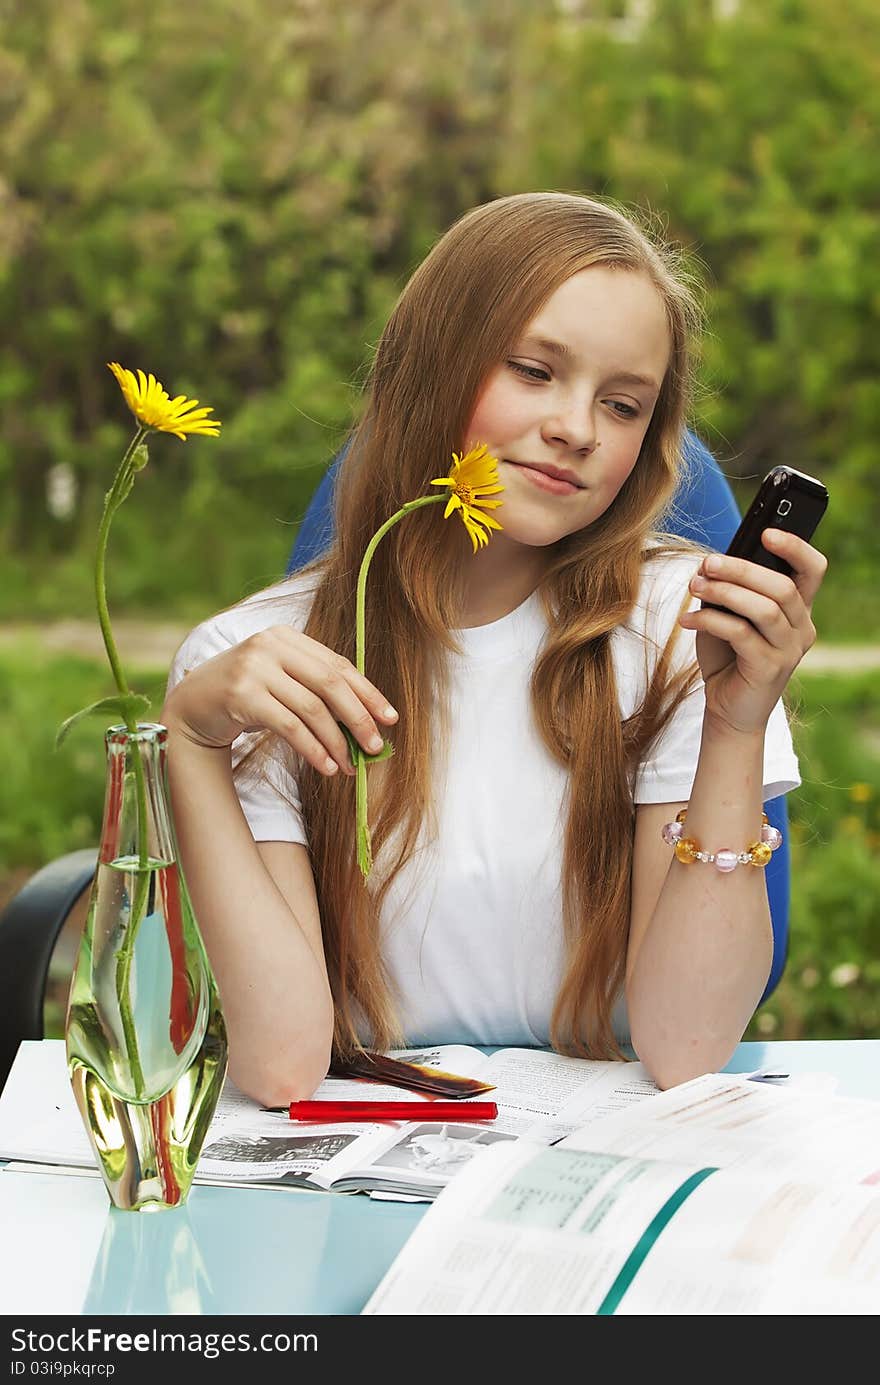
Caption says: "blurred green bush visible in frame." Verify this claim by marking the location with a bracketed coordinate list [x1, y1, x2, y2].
[0, 645, 169, 871]
[746, 670, 880, 1039]
[1, 0, 878, 633]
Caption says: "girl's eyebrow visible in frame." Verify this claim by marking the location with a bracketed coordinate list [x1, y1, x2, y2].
[605, 370, 661, 394]
[519, 334, 571, 360]
[519, 336, 660, 393]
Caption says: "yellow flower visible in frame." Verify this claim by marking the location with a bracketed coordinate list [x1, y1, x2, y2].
[107, 362, 222, 440]
[430, 442, 504, 552]
[850, 782, 873, 804]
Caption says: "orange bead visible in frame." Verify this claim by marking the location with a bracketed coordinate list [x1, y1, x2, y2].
[748, 841, 773, 867]
[674, 837, 699, 864]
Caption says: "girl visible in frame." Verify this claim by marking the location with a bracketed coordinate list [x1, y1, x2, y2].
[162, 192, 824, 1106]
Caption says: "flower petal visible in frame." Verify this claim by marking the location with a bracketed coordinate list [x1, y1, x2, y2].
[469, 510, 503, 532]
[107, 362, 222, 437]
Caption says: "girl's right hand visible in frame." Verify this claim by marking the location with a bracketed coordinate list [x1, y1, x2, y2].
[161, 626, 399, 776]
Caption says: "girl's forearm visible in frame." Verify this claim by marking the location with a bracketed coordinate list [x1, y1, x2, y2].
[627, 718, 774, 1088]
[162, 723, 335, 1106]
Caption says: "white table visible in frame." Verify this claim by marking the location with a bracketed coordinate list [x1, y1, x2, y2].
[2, 1039, 879, 1315]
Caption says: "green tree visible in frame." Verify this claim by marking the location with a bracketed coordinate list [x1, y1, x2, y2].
[0, 0, 877, 631]
[500, 0, 880, 626]
[0, 0, 526, 613]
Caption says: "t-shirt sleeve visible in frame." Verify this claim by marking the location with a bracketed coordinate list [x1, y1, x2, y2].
[633, 684, 801, 804]
[628, 553, 801, 805]
[165, 603, 309, 847]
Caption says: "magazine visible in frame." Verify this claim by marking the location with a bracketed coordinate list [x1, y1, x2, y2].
[0, 1039, 661, 1200]
[362, 1070, 880, 1314]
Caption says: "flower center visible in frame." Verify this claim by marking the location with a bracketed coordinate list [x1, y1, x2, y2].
[455, 483, 475, 506]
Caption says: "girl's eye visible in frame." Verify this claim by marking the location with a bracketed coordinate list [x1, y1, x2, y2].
[507, 360, 550, 382]
[605, 400, 639, 418]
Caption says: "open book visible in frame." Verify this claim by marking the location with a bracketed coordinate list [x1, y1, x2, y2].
[0, 1039, 660, 1201]
[362, 1070, 880, 1314]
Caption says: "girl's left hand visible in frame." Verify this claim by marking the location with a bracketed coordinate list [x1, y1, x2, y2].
[680, 527, 828, 736]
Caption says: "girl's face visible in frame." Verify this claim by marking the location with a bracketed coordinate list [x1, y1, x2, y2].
[463, 266, 671, 551]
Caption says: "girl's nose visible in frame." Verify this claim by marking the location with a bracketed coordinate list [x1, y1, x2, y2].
[541, 400, 599, 453]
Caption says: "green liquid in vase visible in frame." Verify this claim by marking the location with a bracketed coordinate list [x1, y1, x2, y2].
[65, 725, 228, 1210]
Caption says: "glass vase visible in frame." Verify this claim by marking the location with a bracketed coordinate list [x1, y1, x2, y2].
[65, 722, 228, 1211]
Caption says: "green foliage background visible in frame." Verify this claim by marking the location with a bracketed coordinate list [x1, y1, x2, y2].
[2, 0, 878, 626]
[0, 0, 877, 1038]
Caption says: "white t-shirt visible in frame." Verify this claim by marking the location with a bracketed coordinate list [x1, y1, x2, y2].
[166, 552, 800, 1048]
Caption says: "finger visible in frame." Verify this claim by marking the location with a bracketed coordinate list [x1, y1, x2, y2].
[242, 688, 343, 777]
[270, 657, 389, 766]
[698, 552, 802, 615]
[760, 529, 828, 607]
[694, 550, 817, 645]
[286, 632, 399, 725]
[241, 627, 398, 765]
[680, 605, 790, 682]
[262, 668, 355, 771]
[689, 575, 797, 650]
[270, 679, 358, 772]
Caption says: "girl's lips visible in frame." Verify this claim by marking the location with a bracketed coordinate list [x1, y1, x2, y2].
[508, 462, 581, 496]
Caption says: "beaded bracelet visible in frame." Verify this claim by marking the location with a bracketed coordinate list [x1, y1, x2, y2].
[661, 808, 783, 872]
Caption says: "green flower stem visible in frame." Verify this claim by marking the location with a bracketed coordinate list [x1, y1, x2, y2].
[97, 425, 150, 1096]
[354, 494, 445, 877]
[95, 427, 147, 712]
[113, 735, 148, 1100]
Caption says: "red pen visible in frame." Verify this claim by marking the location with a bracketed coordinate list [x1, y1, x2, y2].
[287, 1100, 498, 1122]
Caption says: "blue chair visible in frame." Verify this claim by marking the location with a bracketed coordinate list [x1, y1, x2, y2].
[287, 430, 790, 1001]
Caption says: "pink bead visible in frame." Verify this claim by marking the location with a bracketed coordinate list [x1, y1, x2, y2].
[714, 849, 739, 873]
[661, 821, 684, 845]
[761, 825, 783, 850]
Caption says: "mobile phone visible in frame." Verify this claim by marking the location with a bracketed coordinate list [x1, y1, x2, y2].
[700, 465, 828, 618]
[723, 465, 828, 576]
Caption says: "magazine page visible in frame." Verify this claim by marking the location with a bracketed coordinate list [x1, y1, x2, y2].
[197, 1044, 494, 1191]
[0, 1040, 394, 1190]
[557, 1071, 880, 1183]
[196, 1044, 664, 1198]
[0, 1041, 96, 1170]
[477, 1047, 659, 1139]
[197, 1106, 406, 1191]
[363, 1137, 715, 1314]
[593, 1161, 880, 1314]
[0, 1040, 663, 1198]
[0, 1041, 492, 1191]
[329, 1116, 517, 1196]
[363, 1132, 880, 1315]
[328, 1048, 664, 1199]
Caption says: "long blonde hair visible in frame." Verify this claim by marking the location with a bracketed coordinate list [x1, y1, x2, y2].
[276, 193, 704, 1059]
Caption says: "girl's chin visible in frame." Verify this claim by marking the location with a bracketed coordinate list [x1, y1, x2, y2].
[492, 519, 576, 551]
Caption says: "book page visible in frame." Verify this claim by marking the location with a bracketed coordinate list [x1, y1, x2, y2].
[198, 1044, 493, 1190]
[0, 1041, 95, 1167]
[0, 1041, 491, 1191]
[306, 1048, 662, 1198]
[558, 1072, 880, 1183]
[478, 1048, 659, 1140]
[363, 1138, 700, 1314]
[604, 1164, 880, 1314]
[0, 1040, 400, 1190]
[0, 1041, 664, 1198]
[363, 1132, 880, 1315]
